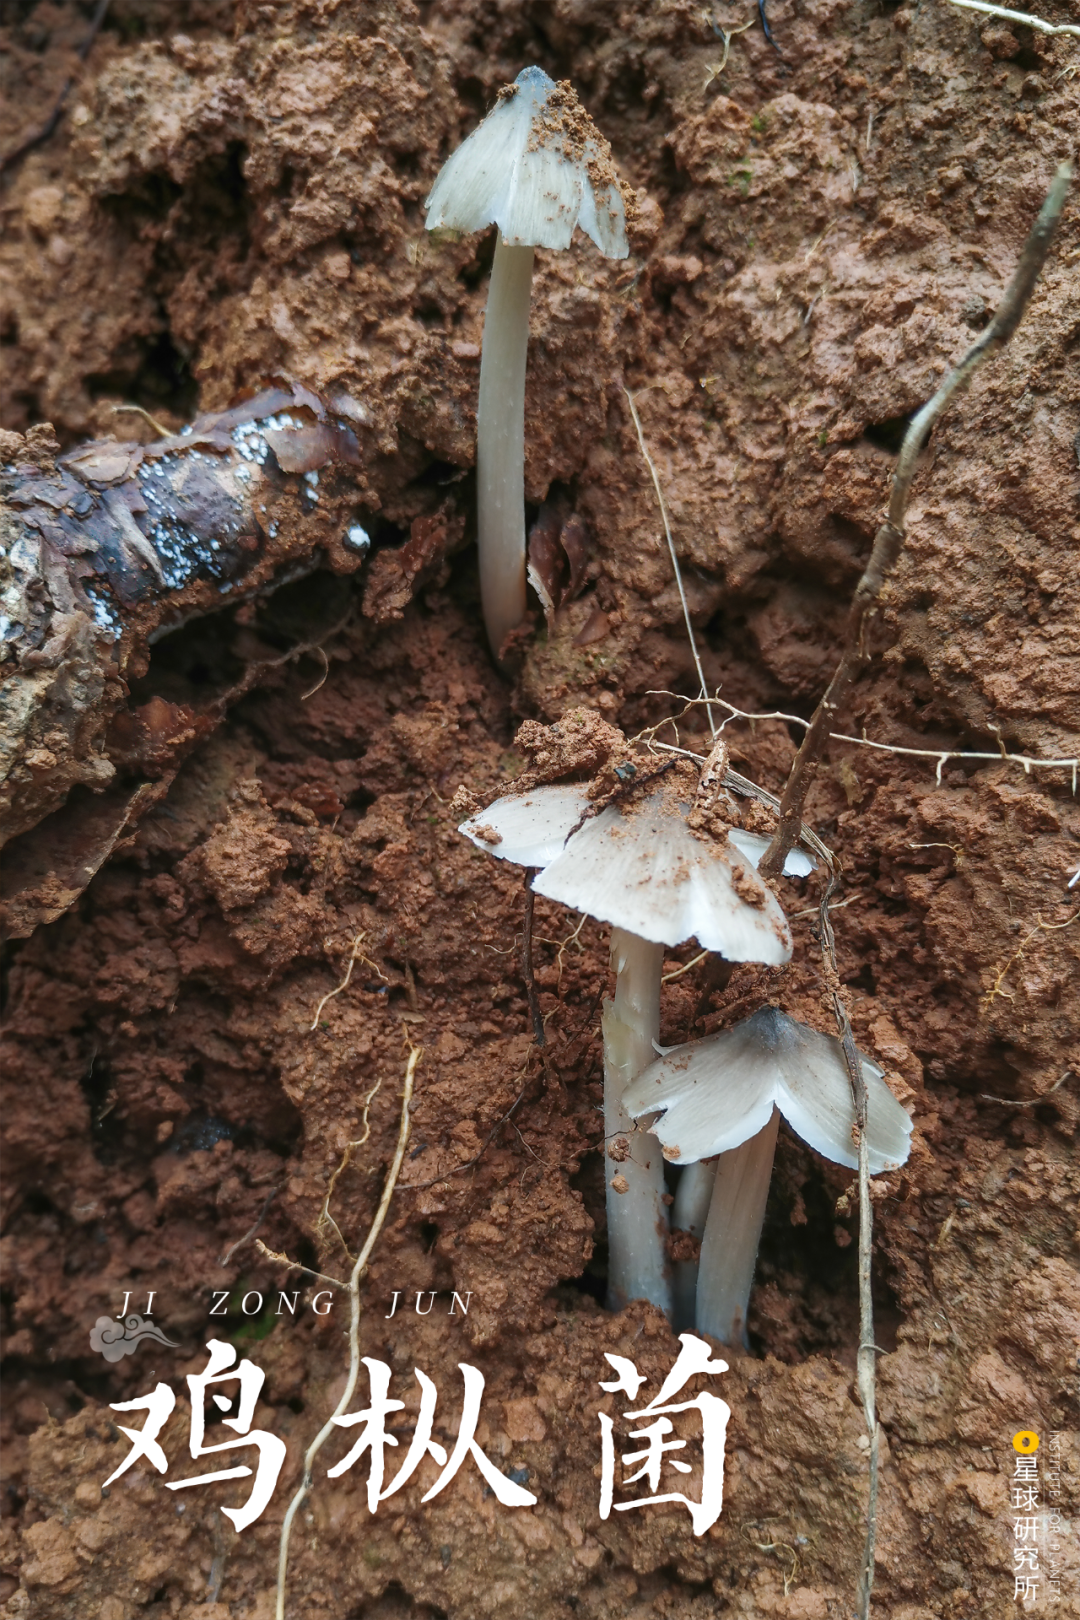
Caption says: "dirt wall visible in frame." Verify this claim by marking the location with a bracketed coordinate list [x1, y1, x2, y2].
[1, 0, 1078, 1617]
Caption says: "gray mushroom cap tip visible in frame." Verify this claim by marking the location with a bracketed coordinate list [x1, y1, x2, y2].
[425, 66, 628, 258]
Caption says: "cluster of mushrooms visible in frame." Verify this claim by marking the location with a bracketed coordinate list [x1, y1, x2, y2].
[459, 727, 912, 1343]
[427, 71, 913, 1343]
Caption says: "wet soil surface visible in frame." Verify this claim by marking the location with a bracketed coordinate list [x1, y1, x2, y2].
[2, 1, 1078, 1617]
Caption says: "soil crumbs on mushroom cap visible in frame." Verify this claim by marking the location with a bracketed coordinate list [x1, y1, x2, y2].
[524, 79, 626, 215]
[508, 712, 783, 860]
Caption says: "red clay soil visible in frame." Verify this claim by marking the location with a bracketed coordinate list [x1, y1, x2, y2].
[1, 1, 1078, 1617]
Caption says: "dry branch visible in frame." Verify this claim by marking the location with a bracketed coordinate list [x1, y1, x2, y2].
[759, 161, 1073, 881]
[1, 384, 367, 834]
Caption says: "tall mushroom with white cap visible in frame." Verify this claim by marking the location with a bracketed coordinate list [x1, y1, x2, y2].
[459, 735, 809, 1319]
[622, 1007, 914, 1344]
[425, 67, 628, 660]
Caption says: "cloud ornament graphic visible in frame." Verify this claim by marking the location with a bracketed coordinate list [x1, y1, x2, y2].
[89, 1314, 179, 1362]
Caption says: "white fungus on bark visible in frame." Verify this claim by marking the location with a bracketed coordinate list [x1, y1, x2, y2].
[622, 1007, 914, 1344]
[459, 775, 804, 1319]
[425, 67, 628, 660]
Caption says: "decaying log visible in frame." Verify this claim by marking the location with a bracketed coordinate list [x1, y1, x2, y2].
[0, 382, 391, 937]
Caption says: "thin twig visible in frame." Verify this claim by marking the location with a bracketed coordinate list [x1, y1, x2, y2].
[639, 734, 835, 870]
[947, 0, 1080, 36]
[0, 0, 111, 173]
[641, 688, 1079, 788]
[623, 390, 716, 738]
[758, 162, 1073, 880]
[253, 1243, 346, 1291]
[275, 1042, 420, 1620]
[817, 875, 879, 1620]
[218, 1184, 284, 1268]
[522, 874, 547, 1047]
[980, 1068, 1073, 1106]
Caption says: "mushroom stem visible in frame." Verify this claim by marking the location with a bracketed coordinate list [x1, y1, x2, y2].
[603, 927, 673, 1316]
[671, 1159, 716, 1332]
[696, 1108, 780, 1346]
[477, 238, 535, 659]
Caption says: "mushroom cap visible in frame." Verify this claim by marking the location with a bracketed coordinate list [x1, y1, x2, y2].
[460, 784, 814, 880]
[622, 1006, 914, 1172]
[459, 783, 590, 869]
[425, 66, 628, 257]
[460, 781, 795, 964]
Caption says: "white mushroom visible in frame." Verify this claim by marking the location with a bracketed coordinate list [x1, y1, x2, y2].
[622, 1006, 914, 1344]
[460, 773, 799, 1318]
[425, 67, 628, 660]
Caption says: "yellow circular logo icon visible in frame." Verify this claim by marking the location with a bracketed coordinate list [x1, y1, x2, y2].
[1013, 1431, 1040, 1454]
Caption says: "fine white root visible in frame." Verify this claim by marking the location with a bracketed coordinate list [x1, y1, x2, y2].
[947, 0, 1080, 37]
[275, 1042, 420, 1620]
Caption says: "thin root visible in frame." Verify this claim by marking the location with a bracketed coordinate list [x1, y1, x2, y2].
[740, 1522, 800, 1596]
[535, 911, 590, 989]
[643, 689, 1079, 790]
[253, 1242, 346, 1291]
[703, 16, 756, 79]
[624, 390, 716, 738]
[276, 1041, 420, 1620]
[218, 1183, 284, 1268]
[982, 910, 1079, 1008]
[817, 875, 879, 1620]
[310, 932, 387, 1030]
[662, 948, 710, 982]
[947, 0, 1080, 36]
[980, 1068, 1073, 1106]
[300, 646, 330, 700]
[315, 1072, 386, 1260]
[111, 402, 171, 438]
